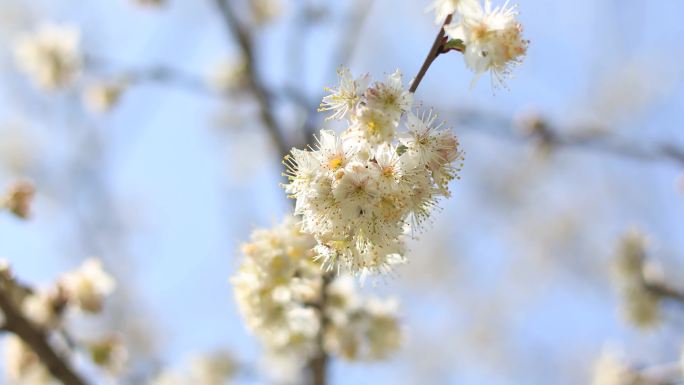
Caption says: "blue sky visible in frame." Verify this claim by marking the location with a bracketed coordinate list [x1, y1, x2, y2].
[1, 0, 684, 384]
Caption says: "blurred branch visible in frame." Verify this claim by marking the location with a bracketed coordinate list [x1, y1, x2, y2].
[627, 361, 683, 385]
[213, 0, 290, 158]
[452, 108, 684, 168]
[644, 281, 684, 304]
[0, 286, 88, 385]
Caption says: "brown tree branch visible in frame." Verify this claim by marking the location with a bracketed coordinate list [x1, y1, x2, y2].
[305, 272, 333, 385]
[409, 14, 452, 93]
[0, 287, 88, 385]
[449, 108, 684, 168]
[644, 281, 684, 304]
[213, 0, 290, 159]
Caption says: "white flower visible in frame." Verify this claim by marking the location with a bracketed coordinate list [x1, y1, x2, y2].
[284, 106, 462, 276]
[426, 0, 480, 25]
[231, 216, 322, 359]
[400, 110, 463, 195]
[290, 69, 463, 277]
[444, 0, 528, 87]
[364, 70, 413, 122]
[88, 335, 128, 375]
[324, 277, 402, 360]
[319, 68, 370, 121]
[4, 335, 53, 385]
[59, 258, 116, 313]
[592, 350, 637, 385]
[22, 289, 61, 328]
[206, 56, 248, 93]
[149, 371, 185, 385]
[344, 106, 398, 148]
[250, 0, 282, 25]
[134, 0, 165, 7]
[14, 23, 82, 90]
[233, 220, 404, 362]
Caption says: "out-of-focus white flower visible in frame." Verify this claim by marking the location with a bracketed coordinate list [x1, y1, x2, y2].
[207, 56, 248, 93]
[250, 0, 282, 25]
[1, 180, 35, 219]
[149, 370, 185, 385]
[188, 351, 238, 385]
[59, 258, 115, 313]
[82, 81, 126, 114]
[133, 0, 165, 7]
[444, 0, 528, 87]
[4, 335, 53, 385]
[622, 286, 660, 328]
[88, 335, 128, 375]
[21, 288, 62, 329]
[324, 277, 402, 360]
[13, 23, 82, 90]
[319, 68, 370, 121]
[426, 0, 480, 24]
[231, 216, 322, 359]
[259, 353, 304, 385]
[592, 350, 637, 385]
[613, 228, 648, 281]
[232, 219, 403, 362]
[611, 229, 662, 329]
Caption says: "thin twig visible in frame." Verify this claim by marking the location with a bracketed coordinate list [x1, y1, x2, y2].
[409, 14, 452, 93]
[213, 0, 290, 158]
[645, 281, 684, 303]
[0, 287, 88, 385]
[451, 108, 684, 168]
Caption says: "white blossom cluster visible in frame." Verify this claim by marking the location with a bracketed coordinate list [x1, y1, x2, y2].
[13, 23, 82, 90]
[284, 68, 463, 277]
[1, 258, 120, 384]
[232, 217, 402, 363]
[430, 0, 529, 87]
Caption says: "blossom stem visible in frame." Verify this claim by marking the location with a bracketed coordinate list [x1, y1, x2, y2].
[409, 14, 453, 93]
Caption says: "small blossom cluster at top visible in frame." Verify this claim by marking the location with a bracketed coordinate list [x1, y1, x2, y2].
[232, 217, 402, 363]
[429, 0, 529, 87]
[283, 68, 463, 278]
[0, 259, 122, 384]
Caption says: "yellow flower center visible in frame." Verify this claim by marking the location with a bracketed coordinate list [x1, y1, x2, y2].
[328, 155, 344, 170]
